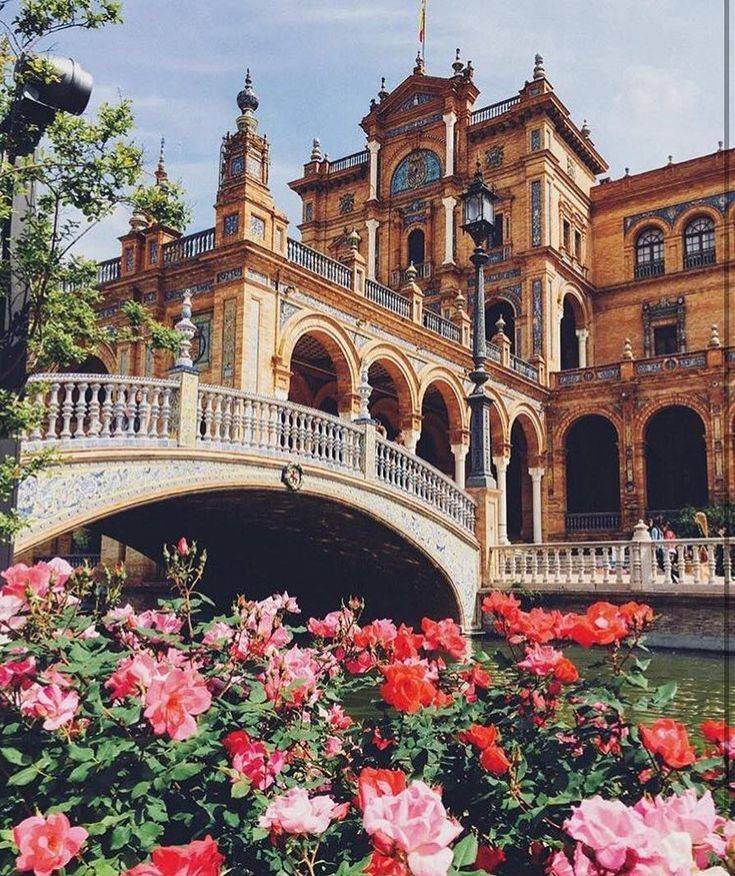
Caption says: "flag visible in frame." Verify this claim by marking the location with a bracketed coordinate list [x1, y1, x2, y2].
[418, 0, 427, 49]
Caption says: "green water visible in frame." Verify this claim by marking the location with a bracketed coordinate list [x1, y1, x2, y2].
[477, 642, 732, 728]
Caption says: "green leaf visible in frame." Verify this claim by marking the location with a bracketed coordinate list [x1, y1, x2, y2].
[169, 762, 203, 781]
[1, 747, 29, 766]
[8, 765, 38, 786]
[231, 778, 251, 799]
[452, 833, 479, 867]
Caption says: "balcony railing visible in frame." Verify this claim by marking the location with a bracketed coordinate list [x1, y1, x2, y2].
[390, 262, 432, 287]
[97, 257, 121, 285]
[469, 95, 521, 125]
[684, 249, 716, 270]
[328, 149, 369, 172]
[566, 512, 622, 533]
[162, 227, 216, 265]
[487, 244, 512, 264]
[634, 259, 665, 280]
[365, 278, 411, 318]
[423, 310, 460, 343]
[510, 354, 539, 382]
[287, 238, 352, 289]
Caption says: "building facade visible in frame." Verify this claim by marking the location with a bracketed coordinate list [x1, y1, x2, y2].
[60, 52, 732, 559]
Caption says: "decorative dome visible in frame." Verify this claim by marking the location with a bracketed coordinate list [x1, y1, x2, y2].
[236, 68, 259, 114]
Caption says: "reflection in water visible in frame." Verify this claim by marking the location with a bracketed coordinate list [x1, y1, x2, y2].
[478, 642, 732, 727]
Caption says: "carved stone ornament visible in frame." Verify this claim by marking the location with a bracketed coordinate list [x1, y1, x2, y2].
[281, 462, 304, 491]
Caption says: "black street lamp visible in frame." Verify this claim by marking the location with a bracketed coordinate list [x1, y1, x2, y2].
[460, 164, 498, 488]
[0, 53, 93, 571]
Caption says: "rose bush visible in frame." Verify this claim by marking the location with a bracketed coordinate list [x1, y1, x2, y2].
[0, 546, 732, 875]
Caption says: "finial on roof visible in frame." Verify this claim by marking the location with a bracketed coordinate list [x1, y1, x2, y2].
[667, 154, 673, 165]
[310, 138, 323, 161]
[414, 51, 425, 75]
[580, 119, 591, 139]
[474, 159, 483, 181]
[625, 167, 630, 176]
[154, 135, 168, 186]
[236, 67, 259, 131]
[452, 47, 464, 76]
[173, 292, 197, 370]
[465, 59, 474, 79]
[622, 337, 633, 360]
[378, 76, 389, 101]
[718, 140, 724, 151]
[533, 53, 546, 80]
[710, 324, 722, 348]
[495, 315, 506, 335]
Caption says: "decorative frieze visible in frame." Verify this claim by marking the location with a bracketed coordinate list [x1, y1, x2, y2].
[530, 180, 542, 247]
[485, 146, 504, 168]
[623, 190, 735, 232]
[532, 278, 543, 355]
[530, 129, 541, 152]
[385, 112, 442, 140]
[216, 267, 243, 284]
[339, 193, 355, 214]
[396, 93, 433, 113]
[221, 298, 236, 386]
[165, 282, 212, 303]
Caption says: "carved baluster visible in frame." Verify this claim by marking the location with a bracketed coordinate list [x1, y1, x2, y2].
[59, 382, 74, 439]
[112, 384, 127, 438]
[46, 383, 61, 441]
[222, 396, 233, 444]
[148, 387, 160, 438]
[662, 545, 672, 585]
[160, 387, 172, 440]
[126, 384, 139, 438]
[88, 382, 102, 438]
[242, 398, 253, 447]
[202, 392, 214, 441]
[29, 384, 44, 441]
[724, 544, 732, 586]
[99, 383, 112, 438]
[232, 398, 244, 446]
[137, 386, 150, 439]
[72, 381, 88, 438]
[691, 544, 700, 585]
[707, 544, 716, 586]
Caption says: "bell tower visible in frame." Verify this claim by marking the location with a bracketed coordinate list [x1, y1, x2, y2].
[215, 69, 288, 254]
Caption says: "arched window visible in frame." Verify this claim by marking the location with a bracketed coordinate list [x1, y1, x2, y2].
[407, 228, 425, 267]
[683, 216, 715, 268]
[390, 150, 442, 195]
[635, 228, 664, 279]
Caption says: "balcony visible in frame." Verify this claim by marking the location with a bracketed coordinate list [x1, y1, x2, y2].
[469, 95, 521, 125]
[390, 262, 432, 287]
[162, 227, 216, 266]
[566, 512, 621, 533]
[684, 248, 716, 270]
[634, 259, 665, 280]
[487, 244, 512, 265]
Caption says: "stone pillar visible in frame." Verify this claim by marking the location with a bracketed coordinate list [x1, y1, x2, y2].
[169, 292, 200, 448]
[631, 519, 653, 591]
[401, 263, 423, 325]
[443, 111, 457, 176]
[452, 443, 469, 487]
[367, 140, 380, 201]
[400, 413, 423, 453]
[441, 196, 456, 265]
[365, 218, 379, 280]
[529, 467, 545, 543]
[493, 455, 510, 545]
[576, 328, 589, 368]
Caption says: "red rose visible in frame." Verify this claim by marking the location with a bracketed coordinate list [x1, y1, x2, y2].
[390, 625, 424, 661]
[459, 723, 500, 750]
[476, 845, 506, 873]
[222, 730, 251, 757]
[481, 591, 521, 620]
[553, 657, 579, 684]
[567, 602, 628, 647]
[618, 601, 654, 630]
[420, 617, 467, 660]
[701, 720, 731, 744]
[357, 768, 407, 811]
[640, 718, 696, 769]
[125, 836, 223, 876]
[480, 743, 511, 775]
[380, 663, 437, 713]
[364, 852, 409, 875]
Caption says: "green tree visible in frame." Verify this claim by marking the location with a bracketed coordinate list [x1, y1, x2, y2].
[0, 0, 191, 539]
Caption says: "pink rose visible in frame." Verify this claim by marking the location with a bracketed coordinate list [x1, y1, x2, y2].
[20, 683, 79, 730]
[324, 736, 344, 758]
[259, 787, 344, 835]
[0, 656, 36, 688]
[308, 609, 353, 639]
[1, 562, 52, 601]
[106, 652, 159, 701]
[564, 797, 659, 871]
[202, 622, 234, 647]
[176, 537, 189, 556]
[634, 790, 727, 865]
[47, 557, 74, 587]
[137, 610, 183, 635]
[13, 813, 88, 876]
[362, 780, 462, 876]
[144, 666, 212, 740]
[231, 739, 287, 790]
[517, 643, 566, 676]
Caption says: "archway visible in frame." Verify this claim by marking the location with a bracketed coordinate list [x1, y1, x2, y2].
[93, 489, 462, 624]
[417, 385, 453, 476]
[288, 333, 343, 414]
[560, 297, 580, 370]
[507, 420, 531, 541]
[485, 299, 516, 354]
[64, 355, 109, 375]
[645, 406, 708, 515]
[565, 415, 620, 531]
[407, 228, 425, 267]
[367, 359, 413, 440]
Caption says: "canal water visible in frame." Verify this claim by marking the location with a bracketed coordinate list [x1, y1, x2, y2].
[477, 641, 732, 728]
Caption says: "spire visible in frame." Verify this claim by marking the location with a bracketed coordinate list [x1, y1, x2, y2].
[533, 53, 546, 80]
[236, 68, 259, 132]
[154, 136, 168, 186]
[452, 47, 464, 76]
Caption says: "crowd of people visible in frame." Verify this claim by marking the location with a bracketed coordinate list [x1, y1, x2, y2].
[644, 514, 730, 583]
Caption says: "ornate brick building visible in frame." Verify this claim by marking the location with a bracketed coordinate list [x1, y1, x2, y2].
[67, 51, 732, 559]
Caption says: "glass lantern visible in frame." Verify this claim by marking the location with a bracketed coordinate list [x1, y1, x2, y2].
[461, 165, 497, 247]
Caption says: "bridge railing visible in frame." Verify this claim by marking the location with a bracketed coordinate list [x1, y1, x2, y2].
[25, 374, 179, 444]
[492, 536, 732, 591]
[375, 438, 476, 532]
[196, 386, 364, 474]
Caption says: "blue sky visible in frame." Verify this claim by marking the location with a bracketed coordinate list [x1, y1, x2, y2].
[50, 0, 728, 260]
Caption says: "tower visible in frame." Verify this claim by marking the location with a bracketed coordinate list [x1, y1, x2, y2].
[215, 69, 288, 255]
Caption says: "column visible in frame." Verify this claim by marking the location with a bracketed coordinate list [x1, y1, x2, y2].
[443, 111, 457, 177]
[365, 218, 379, 280]
[493, 455, 510, 544]
[367, 140, 380, 201]
[441, 196, 456, 265]
[529, 467, 545, 544]
[451, 443, 469, 488]
[576, 328, 589, 368]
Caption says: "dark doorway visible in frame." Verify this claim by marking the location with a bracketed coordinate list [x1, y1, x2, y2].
[485, 300, 516, 354]
[417, 386, 453, 476]
[645, 406, 708, 513]
[560, 297, 580, 370]
[507, 421, 530, 541]
[407, 228, 425, 267]
[566, 415, 620, 514]
[288, 334, 339, 413]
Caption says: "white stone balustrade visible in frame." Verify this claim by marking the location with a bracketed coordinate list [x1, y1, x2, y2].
[21, 373, 476, 536]
[25, 374, 178, 445]
[491, 537, 733, 591]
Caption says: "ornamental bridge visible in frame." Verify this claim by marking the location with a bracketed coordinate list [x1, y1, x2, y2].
[16, 372, 482, 627]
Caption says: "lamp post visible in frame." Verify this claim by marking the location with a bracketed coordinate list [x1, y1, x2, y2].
[0, 53, 93, 571]
[460, 164, 498, 488]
